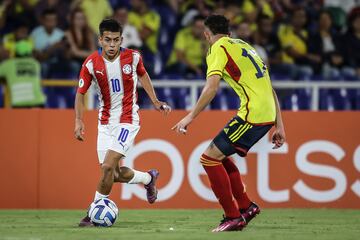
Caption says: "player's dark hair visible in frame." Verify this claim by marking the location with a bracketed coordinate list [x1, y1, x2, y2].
[204, 15, 230, 35]
[99, 19, 123, 35]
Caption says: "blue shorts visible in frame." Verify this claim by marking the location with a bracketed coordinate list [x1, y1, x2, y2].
[213, 116, 273, 157]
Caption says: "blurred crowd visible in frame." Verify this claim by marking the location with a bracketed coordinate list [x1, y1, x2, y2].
[0, 0, 360, 110]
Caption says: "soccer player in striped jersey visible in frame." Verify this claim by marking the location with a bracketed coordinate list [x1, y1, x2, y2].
[74, 19, 171, 227]
[173, 15, 286, 232]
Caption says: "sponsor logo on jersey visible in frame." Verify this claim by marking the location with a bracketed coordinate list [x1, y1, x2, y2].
[79, 78, 84, 88]
[96, 70, 104, 76]
[122, 64, 132, 75]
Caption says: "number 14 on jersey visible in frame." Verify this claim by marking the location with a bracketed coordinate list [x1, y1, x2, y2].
[241, 48, 267, 79]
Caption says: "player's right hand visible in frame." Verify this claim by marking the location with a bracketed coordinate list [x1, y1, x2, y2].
[153, 100, 171, 116]
[272, 126, 285, 149]
[171, 114, 193, 135]
[74, 119, 85, 141]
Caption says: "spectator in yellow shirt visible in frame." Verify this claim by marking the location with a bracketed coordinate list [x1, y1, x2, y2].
[128, 0, 160, 76]
[2, 19, 33, 59]
[242, 0, 274, 32]
[166, 16, 220, 110]
[166, 15, 206, 78]
[277, 7, 319, 80]
[72, 0, 113, 34]
[128, 0, 160, 55]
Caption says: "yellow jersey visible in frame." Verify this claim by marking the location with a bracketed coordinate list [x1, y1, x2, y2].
[128, 11, 160, 54]
[80, 0, 113, 34]
[167, 27, 205, 67]
[278, 24, 308, 64]
[206, 36, 275, 124]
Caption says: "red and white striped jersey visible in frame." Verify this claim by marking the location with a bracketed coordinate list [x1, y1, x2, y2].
[77, 48, 147, 125]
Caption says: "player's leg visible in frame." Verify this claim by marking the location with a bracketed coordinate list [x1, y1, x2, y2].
[79, 124, 113, 227]
[79, 151, 126, 227]
[114, 166, 148, 183]
[222, 158, 260, 224]
[200, 142, 246, 232]
[212, 117, 251, 209]
[222, 157, 251, 208]
[113, 166, 159, 204]
[79, 124, 116, 227]
[234, 122, 272, 224]
[214, 116, 272, 225]
[110, 123, 160, 204]
[95, 150, 123, 199]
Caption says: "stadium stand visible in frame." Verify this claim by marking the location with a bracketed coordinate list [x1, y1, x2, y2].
[0, 0, 359, 110]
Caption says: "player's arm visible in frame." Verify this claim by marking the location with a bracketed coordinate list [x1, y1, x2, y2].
[172, 74, 221, 134]
[74, 92, 86, 141]
[136, 53, 170, 115]
[138, 72, 171, 115]
[172, 42, 225, 134]
[74, 62, 92, 141]
[271, 88, 286, 149]
[188, 74, 220, 118]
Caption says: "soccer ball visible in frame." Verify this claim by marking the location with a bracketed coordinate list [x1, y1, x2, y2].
[88, 198, 119, 227]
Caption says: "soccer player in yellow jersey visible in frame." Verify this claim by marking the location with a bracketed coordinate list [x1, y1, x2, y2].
[173, 15, 286, 232]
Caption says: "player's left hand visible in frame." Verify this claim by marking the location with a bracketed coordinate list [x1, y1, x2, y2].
[74, 119, 85, 141]
[171, 114, 193, 134]
[272, 126, 286, 149]
[153, 100, 171, 116]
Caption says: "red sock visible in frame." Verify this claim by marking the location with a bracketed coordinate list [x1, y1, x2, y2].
[223, 158, 252, 210]
[201, 154, 240, 218]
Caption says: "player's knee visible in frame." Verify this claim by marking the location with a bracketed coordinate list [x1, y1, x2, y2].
[121, 170, 133, 180]
[200, 153, 222, 167]
[111, 154, 122, 162]
[101, 164, 114, 175]
[116, 167, 134, 182]
[107, 150, 123, 162]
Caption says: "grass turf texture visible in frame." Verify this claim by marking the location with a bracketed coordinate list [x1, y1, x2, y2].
[0, 209, 359, 240]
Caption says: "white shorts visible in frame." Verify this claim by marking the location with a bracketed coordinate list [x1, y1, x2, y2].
[97, 123, 140, 164]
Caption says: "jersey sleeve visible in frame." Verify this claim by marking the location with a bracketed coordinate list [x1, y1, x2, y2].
[136, 54, 147, 77]
[77, 63, 92, 94]
[206, 44, 227, 78]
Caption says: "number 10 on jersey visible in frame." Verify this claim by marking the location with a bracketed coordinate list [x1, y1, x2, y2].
[110, 79, 121, 93]
[118, 128, 129, 143]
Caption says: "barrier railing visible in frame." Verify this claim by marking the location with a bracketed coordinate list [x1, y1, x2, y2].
[1, 79, 360, 110]
[149, 80, 360, 111]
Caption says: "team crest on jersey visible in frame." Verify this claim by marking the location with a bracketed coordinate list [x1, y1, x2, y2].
[122, 64, 132, 74]
[79, 78, 84, 88]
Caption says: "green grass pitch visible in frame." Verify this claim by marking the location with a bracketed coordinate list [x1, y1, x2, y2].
[0, 209, 359, 240]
